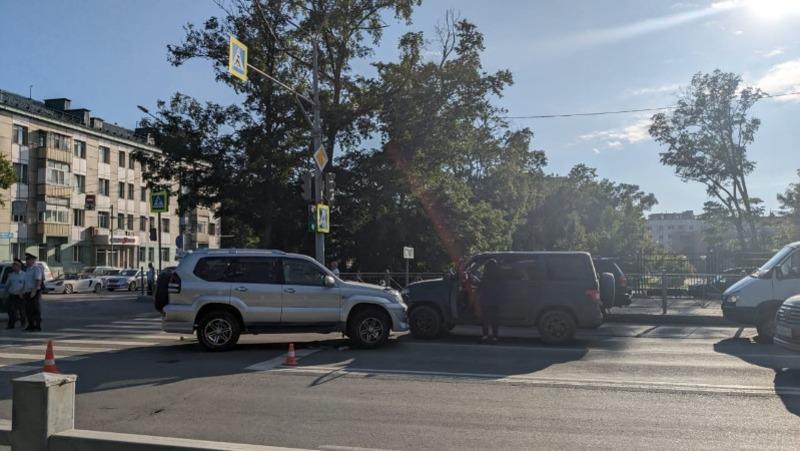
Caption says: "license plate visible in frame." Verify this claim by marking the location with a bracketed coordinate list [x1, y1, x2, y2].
[776, 325, 792, 338]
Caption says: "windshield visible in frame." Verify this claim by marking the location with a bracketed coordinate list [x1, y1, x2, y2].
[756, 246, 795, 276]
[120, 270, 138, 276]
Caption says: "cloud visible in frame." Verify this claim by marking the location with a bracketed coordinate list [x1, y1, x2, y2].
[734, 29, 744, 35]
[757, 59, 800, 102]
[626, 83, 682, 97]
[579, 117, 653, 150]
[762, 48, 784, 58]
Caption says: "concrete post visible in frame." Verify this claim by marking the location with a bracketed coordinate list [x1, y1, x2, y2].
[12, 372, 77, 450]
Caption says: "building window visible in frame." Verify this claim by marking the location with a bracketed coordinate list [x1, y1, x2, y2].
[73, 174, 85, 194]
[117, 213, 125, 230]
[39, 208, 69, 224]
[73, 140, 86, 158]
[54, 244, 62, 263]
[138, 247, 146, 261]
[149, 216, 156, 231]
[73, 246, 84, 262]
[52, 133, 71, 151]
[12, 125, 28, 145]
[119, 151, 126, 167]
[148, 247, 154, 262]
[128, 183, 134, 200]
[139, 216, 147, 232]
[197, 222, 207, 234]
[127, 214, 134, 230]
[209, 222, 216, 236]
[98, 211, 110, 229]
[73, 209, 85, 226]
[99, 146, 110, 164]
[140, 187, 147, 201]
[129, 155, 135, 169]
[161, 217, 170, 231]
[11, 201, 25, 223]
[160, 247, 169, 262]
[99, 178, 110, 196]
[118, 182, 125, 198]
[12, 163, 28, 184]
[46, 160, 70, 186]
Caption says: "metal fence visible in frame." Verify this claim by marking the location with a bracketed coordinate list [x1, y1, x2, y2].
[614, 251, 772, 275]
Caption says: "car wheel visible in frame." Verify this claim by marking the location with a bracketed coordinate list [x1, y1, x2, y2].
[93, 283, 100, 293]
[756, 308, 778, 343]
[538, 310, 576, 345]
[348, 307, 391, 349]
[197, 310, 241, 352]
[409, 305, 444, 339]
[64, 284, 73, 294]
[128, 282, 136, 291]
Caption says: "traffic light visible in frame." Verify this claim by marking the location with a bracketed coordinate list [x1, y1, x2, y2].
[324, 172, 336, 204]
[301, 172, 313, 202]
[307, 204, 317, 232]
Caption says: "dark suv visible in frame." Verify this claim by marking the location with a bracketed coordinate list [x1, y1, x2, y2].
[404, 252, 606, 344]
[592, 258, 632, 308]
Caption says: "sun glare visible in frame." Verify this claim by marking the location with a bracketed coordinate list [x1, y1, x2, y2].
[745, 0, 800, 20]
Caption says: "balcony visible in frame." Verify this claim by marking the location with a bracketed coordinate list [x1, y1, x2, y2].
[36, 184, 72, 198]
[36, 146, 72, 164]
[37, 223, 70, 238]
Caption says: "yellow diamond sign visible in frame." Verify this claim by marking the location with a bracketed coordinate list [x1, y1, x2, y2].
[313, 145, 328, 172]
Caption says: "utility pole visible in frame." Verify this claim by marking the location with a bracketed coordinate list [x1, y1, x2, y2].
[312, 38, 325, 265]
[157, 212, 162, 273]
[110, 205, 115, 267]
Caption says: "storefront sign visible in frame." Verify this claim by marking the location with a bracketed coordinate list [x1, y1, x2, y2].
[111, 235, 139, 245]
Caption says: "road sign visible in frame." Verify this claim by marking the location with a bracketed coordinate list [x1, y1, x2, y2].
[150, 191, 169, 213]
[0, 232, 13, 240]
[403, 246, 415, 260]
[313, 144, 328, 172]
[228, 36, 248, 81]
[316, 204, 330, 233]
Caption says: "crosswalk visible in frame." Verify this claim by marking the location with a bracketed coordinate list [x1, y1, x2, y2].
[0, 317, 187, 373]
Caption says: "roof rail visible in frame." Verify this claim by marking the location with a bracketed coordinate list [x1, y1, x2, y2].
[192, 248, 287, 255]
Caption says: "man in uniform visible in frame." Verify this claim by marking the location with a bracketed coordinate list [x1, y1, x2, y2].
[6, 259, 27, 329]
[23, 252, 44, 332]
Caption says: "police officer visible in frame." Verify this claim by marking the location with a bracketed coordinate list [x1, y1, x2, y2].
[6, 259, 27, 329]
[23, 252, 44, 332]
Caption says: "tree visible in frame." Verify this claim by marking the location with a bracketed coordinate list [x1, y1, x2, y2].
[649, 70, 765, 251]
[0, 154, 15, 205]
[774, 169, 800, 245]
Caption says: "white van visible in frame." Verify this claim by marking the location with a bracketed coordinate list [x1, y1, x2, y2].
[722, 241, 800, 340]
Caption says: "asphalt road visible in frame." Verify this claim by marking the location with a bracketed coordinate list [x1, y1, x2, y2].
[1, 294, 799, 450]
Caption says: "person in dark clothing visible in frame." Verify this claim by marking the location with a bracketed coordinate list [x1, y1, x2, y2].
[479, 259, 503, 343]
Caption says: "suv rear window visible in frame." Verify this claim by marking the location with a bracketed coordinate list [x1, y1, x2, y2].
[193, 257, 231, 282]
[546, 255, 591, 281]
[229, 257, 281, 284]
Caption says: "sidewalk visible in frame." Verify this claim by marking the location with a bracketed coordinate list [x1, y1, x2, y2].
[607, 296, 730, 326]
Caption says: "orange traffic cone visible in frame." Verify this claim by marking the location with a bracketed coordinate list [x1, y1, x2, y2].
[43, 340, 59, 373]
[284, 343, 297, 366]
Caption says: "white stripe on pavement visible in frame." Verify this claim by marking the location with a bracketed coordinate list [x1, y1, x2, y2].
[246, 349, 320, 371]
[0, 364, 40, 373]
[16, 345, 115, 353]
[0, 352, 86, 361]
[87, 324, 161, 330]
[0, 337, 161, 346]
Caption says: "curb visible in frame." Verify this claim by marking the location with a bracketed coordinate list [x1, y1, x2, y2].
[606, 313, 732, 327]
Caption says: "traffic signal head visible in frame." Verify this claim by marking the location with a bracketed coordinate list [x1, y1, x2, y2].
[324, 172, 336, 204]
[308, 204, 317, 232]
[301, 172, 313, 202]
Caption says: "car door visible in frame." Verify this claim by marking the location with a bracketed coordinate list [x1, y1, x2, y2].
[0, 266, 9, 310]
[774, 250, 800, 302]
[225, 257, 283, 324]
[280, 258, 341, 324]
[497, 257, 538, 325]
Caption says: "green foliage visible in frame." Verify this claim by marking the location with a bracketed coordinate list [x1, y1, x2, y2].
[649, 70, 765, 251]
[0, 154, 16, 206]
[774, 169, 800, 246]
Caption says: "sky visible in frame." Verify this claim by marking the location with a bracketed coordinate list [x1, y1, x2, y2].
[1, 0, 799, 214]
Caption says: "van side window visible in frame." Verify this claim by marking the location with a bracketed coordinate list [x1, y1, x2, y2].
[193, 257, 231, 282]
[229, 257, 281, 284]
[283, 259, 326, 286]
[779, 253, 800, 279]
[546, 255, 589, 281]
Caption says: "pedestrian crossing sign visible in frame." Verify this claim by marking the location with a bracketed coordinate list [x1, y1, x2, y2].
[316, 204, 330, 233]
[150, 191, 169, 213]
[228, 36, 248, 81]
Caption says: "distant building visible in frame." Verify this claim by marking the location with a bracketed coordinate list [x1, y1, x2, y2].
[647, 210, 706, 254]
[0, 89, 220, 274]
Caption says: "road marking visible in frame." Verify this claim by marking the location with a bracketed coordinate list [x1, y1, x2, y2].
[86, 324, 161, 330]
[0, 352, 86, 361]
[270, 365, 800, 397]
[16, 345, 115, 353]
[246, 349, 320, 371]
[0, 364, 40, 373]
[0, 337, 160, 346]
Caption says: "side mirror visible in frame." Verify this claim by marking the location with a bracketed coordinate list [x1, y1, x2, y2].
[323, 275, 336, 288]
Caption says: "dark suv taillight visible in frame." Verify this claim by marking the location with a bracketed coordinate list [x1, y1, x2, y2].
[168, 272, 181, 294]
[618, 274, 627, 288]
[585, 288, 600, 304]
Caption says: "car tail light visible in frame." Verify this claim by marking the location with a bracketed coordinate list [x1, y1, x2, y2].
[585, 288, 600, 304]
[168, 272, 181, 294]
[619, 274, 627, 288]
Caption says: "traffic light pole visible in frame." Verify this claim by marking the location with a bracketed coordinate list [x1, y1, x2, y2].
[312, 39, 325, 265]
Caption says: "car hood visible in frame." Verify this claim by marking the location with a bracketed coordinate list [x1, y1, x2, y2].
[339, 280, 399, 297]
[723, 275, 757, 296]
[406, 277, 451, 302]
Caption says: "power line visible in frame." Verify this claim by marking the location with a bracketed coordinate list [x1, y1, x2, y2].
[501, 90, 800, 120]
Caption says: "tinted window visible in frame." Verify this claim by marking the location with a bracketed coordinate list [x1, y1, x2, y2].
[546, 255, 590, 281]
[193, 257, 232, 282]
[0, 267, 9, 283]
[512, 259, 546, 281]
[229, 257, 281, 284]
[283, 259, 326, 286]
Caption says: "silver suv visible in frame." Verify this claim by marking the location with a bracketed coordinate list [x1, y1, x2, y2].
[161, 249, 409, 351]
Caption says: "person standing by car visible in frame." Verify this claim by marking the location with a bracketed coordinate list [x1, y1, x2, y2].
[479, 258, 503, 343]
[6, 259, 27, 329]
[146, 263, 155, 295]
[330, 261, 341, 277]
[23, 253, 44, 332]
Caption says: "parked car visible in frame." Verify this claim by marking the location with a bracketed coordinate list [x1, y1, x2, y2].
[404, 252, 608, 344]
[105, 269, 143, 291]
[774, 294, 800, 351]
[82, 266, 122, 288]
[45, 274, 103, 294]
[160, 249, 409, 351]
[723, 241, 800, 341]
[0, 263, 13, 313]
[592, 258, 632, 309]
[688, 267, 752, 299]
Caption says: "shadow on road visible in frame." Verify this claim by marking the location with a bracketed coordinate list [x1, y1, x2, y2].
[714, 337, 800, 416]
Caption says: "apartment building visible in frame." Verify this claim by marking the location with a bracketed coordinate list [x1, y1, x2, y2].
[647, 210, 706, 254]
[0, 89, 220, 274]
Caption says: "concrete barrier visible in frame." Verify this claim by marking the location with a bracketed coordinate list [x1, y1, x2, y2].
[5, 373, 309, 451]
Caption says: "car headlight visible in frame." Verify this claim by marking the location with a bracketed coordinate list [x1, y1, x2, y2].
[401, 288, 410, 298]
[727, 295, 738, 304]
